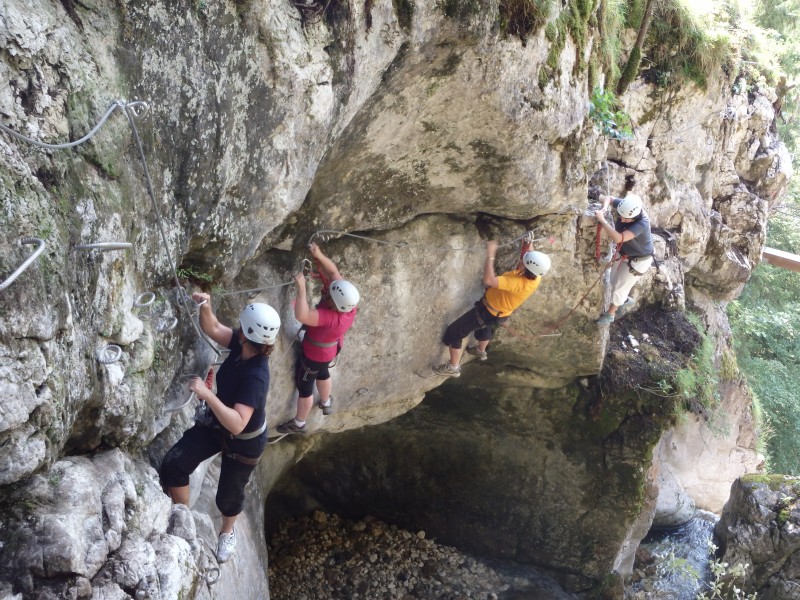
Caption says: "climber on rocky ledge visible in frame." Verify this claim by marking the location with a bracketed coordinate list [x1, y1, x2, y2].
[433, 238, 551, 378]
[276, 242, 359, 435]
[594, 193, 654, 325]
[160, 293, 280, 563]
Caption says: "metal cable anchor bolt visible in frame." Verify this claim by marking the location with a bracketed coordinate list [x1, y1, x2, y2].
[133, 291, 156, 320]
[97, 344, 123, 364]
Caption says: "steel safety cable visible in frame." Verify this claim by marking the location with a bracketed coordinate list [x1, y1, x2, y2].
[307, 229, 546, 253]
[121, 103, 220, 357]
[0, 101, 128, 150]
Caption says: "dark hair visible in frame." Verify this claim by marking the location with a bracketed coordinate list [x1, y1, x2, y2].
[522, 269, 538, 280]
[239, 330, 275, 356]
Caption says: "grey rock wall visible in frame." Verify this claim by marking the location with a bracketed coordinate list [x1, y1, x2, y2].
[0, 0, 791, 598]
[716, 475, 800, 599]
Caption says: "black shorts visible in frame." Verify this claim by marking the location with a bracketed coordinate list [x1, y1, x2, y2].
[442, 301, 508, 349]
[160, 424, 264, 517]
[295, 353, 332, 398]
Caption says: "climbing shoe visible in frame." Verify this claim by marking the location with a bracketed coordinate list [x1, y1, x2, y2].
[276, 419, 306, 434]
[621, 297, 635, 309]
[317, 397, 334, 416]
[596, 312, 615, 325]
[216, 529, 236, 563]
[432, 363, 461, 378]
[466, 345, 488, 361]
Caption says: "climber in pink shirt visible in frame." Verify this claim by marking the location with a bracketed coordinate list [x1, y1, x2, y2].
[277, 242, 359, 434]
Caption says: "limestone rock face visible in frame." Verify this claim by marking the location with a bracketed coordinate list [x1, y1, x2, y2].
[0, 0, 789, 598]
[716, 475, 800, 599]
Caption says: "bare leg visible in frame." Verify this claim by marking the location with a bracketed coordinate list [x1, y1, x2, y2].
[449, 346, 463, 367]
[295, 394, 314, 422]
[168, 486, 190, 505]
[220, 514, 238, 535]
[607, 303, 619, 316]
[317, 378, 332, 403]
[476, 340, 490, 352]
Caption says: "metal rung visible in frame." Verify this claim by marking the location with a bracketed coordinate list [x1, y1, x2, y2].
[163, 391, 196, 414]
[156, 316, 178, 332]
[205, 568, 220, 585]
[0, 238, 46, 292]
[133, 292, 156, 308]
[97, 344, 123, 364]
[75, 242, 133, 251]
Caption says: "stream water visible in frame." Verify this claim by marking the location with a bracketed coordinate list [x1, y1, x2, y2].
[626, 510, 718, 600]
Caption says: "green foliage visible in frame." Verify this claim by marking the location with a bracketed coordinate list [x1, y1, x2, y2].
[659, 539, 758, 599]
[498, 0, 553, 40]
[674, 313, 720, 414]
[736, 356, 800, 474]
[645, 0, 739, 89]
[729, 172, 800, 475]
[176, 265, 213, 283]
[624, 0, 646, 29]
[697, 542, 758, 599]
[750, 0, 800, 155]
[592, 0, 626, 89]
[589, 87, 633, 139]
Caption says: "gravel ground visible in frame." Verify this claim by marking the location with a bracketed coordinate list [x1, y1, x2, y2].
[268, 512, 576, 600]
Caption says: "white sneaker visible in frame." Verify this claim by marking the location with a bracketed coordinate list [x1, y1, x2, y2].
[216, 529, 236, 563]
[432, 362, 461, 378]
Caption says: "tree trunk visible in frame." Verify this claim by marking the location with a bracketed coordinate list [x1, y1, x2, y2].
[616, 0, 657, 96]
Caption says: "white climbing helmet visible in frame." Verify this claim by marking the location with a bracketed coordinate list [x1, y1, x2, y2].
[523, 251, 551, 277]
[239, 303, 281, 345]
[329, 280, 360, 312]
[617, 194, 643, 219]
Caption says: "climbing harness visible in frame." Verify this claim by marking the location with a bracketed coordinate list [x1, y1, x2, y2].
[229, 420, 267, 441]
[74, 242, 133, 252]
[221, 439, 260, 465]
[97, 344, 123, 364]
[0, 237, 46, 292]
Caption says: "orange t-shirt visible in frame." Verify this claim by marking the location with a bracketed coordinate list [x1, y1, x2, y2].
[483, 270, 540, 317]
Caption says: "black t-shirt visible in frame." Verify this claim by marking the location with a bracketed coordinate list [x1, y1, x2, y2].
[212, 331, 270, 436]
